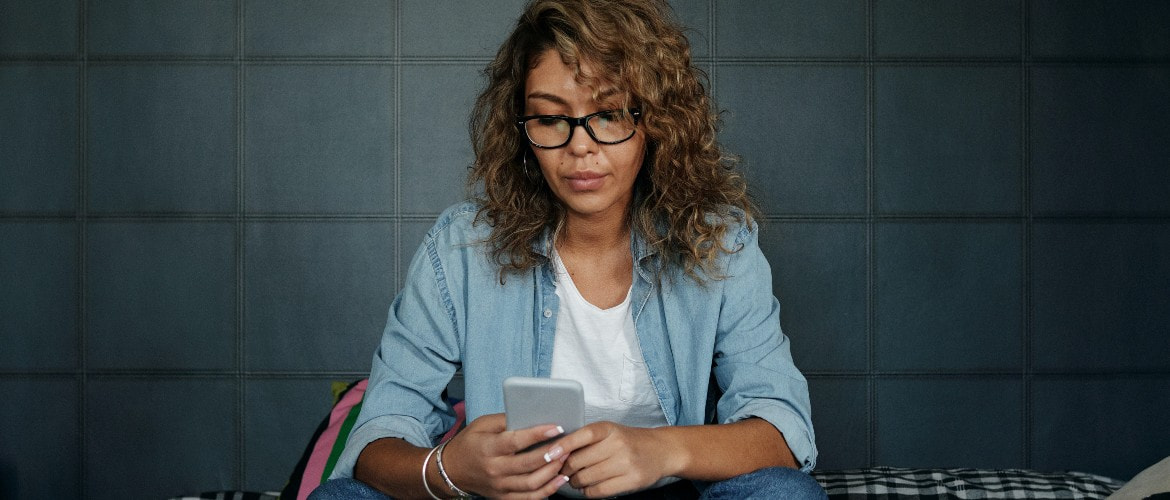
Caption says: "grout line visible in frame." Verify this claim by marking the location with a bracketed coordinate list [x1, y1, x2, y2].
[865, 0, 877, 468]
[1021, 0, 1033, 470]
[235, 0, 247, 488]
[708, 0, 716, 98]
[77, 0, 89, 495]
[7, 212, 1170, 222]
[394, 0, 402, 292]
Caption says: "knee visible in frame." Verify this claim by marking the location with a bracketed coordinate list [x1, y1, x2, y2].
[308, 477, 392, 500]
[702, 466, 827, 500]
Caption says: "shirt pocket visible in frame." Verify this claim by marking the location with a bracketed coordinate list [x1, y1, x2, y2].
[619, 354, 658, 405]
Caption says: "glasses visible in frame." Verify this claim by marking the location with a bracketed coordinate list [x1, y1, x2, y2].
[516, 108, 642, 148]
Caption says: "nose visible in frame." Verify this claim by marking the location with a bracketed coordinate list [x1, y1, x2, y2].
[567, 122, 598, 157]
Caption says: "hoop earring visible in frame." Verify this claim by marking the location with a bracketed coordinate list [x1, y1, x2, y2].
[522, 150, 541, 183]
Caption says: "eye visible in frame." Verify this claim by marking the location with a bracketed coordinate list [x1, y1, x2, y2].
[535, 116, 561, 127]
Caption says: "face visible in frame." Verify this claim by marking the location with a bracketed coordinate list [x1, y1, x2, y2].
[523, 49, 646, 223]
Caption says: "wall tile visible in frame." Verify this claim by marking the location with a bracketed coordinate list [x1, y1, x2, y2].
[669, 0, 711, 58]
[875, 66, 1020, 214]
[87, 65, 236, 213]
[875, 223, 1022, 372]
[1032, 223, 1170, 372]
[245, 65, 394, 214]
[0, 65, 77, 213]
[399, 65, 480, 215]
[87, 0, 235, 56]
[716, 65, 866, 214]
[245, 221, 394, 371]
[399, 0, 527, 57]
[1031, 0, 1170, 58]
[761, 222, 867, 372]
[0, 378, 80, 500]
[244, 378, 340, 491]
[85, 378, 236, 500]
[877, 377, 1023, 468]
[807, 377, 868, 469]
[0, 0, 76, 55]
[1031, 67, 1170, 214]
[1032, 377, 1170, 480]
[86, 222, 235, 370]
[874, 0, 1020, 57]
[0, 222, 77, 370]
[245, 0, 393, 57]
[717, 0, 866, 58]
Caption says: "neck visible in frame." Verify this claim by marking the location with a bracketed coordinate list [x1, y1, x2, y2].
[558, 209, 630, 254]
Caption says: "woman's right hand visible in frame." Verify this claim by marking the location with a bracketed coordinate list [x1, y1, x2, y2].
[439, 413, 572, 499]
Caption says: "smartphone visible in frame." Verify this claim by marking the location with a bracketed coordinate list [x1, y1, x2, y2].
[503, 376, 586, 497]
[503, 376, 585, 433]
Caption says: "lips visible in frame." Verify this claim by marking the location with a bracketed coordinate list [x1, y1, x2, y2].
[565, 171, 606, 191]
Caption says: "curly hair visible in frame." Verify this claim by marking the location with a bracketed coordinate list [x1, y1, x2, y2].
[468, 0, 757, 283]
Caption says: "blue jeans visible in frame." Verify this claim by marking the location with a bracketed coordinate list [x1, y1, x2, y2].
[309, 467, 826, 499]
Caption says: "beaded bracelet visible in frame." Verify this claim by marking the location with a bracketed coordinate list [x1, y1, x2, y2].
[435, 441, 474, 499]
[421, 445, 442, 500]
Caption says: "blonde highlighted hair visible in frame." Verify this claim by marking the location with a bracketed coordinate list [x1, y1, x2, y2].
[468, 0, 756, 282]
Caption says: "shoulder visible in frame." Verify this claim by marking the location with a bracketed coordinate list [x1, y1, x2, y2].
[709, 205, 758, 254]
[426, 201, 491, 246]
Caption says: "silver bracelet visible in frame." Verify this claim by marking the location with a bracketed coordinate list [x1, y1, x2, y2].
[421, 445, 442, 500]
[435, 440, 474, 499]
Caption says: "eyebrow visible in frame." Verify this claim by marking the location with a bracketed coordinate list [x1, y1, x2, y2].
[526, 88, 623, 107]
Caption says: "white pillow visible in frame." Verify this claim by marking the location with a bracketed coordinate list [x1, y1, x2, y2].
[1108, 456, 1170, 500]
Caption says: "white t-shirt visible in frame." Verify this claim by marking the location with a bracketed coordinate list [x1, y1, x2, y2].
[549, 250, 670, 430]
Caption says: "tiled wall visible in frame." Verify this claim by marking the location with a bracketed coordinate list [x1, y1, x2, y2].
[2, 1, 1168, 498]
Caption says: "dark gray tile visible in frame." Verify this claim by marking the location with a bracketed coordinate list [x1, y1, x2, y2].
[1032, 377, 1170, 480]
[244, 378, 341, 491]
[1032, 223, 1170, 372]
[0, 378, 80, 500]
[0, 222, 77, 370]
[1031, 0, 1170, 58]
[875, 223, 1022, 372]
[400, 0, 528, 57]
[716, 65, 866, 215]
[716, 0, 866, 58]
[87, 0, 235, 56]
[400, 65, 481, 215]
[807, 377, 867, 469]
[245, 221, 394, 371]
[670, 0, 711, 58]
[87, 65, 236, 213]
[86, 222, 235, 370]
[876, 377, 1023, 468]
[761, 222, 867, 372]
[85, 378, 236, 500]
[0, 65, 77, 213]
[1031, 67, 1170, 214]
[245, 65, 394, 214]
[874, 0, 1020, 57]
[0, 0, 77, 55]
[245, 0, 393, 56]
[875, 66, 1021, 214]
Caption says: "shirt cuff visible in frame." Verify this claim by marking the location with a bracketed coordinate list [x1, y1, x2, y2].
[724, 400, 817, 473]
[328, 414, 433, 480]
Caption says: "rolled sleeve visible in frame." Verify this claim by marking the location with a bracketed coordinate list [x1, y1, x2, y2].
[712, 221, 818, 471]
[329, 415, 433, 480]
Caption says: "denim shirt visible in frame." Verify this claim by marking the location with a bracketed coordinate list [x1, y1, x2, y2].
[331, 202, 817, 479]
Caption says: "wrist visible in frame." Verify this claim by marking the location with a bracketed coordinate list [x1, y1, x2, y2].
[651, 425, 691, 478]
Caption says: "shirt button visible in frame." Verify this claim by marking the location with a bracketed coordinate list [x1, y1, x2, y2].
[543, 308, 553, 318]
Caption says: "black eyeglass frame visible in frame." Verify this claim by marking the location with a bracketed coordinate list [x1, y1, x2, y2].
[516, 108, 642, 149]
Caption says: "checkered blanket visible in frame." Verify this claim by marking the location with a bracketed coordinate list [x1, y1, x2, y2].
[812, 467, 1124, 499]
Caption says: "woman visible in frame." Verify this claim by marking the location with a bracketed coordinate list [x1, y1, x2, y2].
[313, 0, 822, 498]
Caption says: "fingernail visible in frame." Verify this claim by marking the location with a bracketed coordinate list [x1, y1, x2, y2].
[543, 425, 565, 438]
[556, 475, 570, 486]
[543, 446, 564, 463]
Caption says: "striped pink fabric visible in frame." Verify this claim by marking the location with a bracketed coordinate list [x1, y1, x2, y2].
[298, 379, 368, 500]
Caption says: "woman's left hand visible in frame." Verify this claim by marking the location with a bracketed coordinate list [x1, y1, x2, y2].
[555, 421, 681, 498]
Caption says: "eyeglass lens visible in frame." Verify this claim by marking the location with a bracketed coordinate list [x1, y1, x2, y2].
[524, 110, 637, 147]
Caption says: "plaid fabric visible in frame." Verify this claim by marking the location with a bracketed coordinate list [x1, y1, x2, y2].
[812, 467, 1124, 499]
